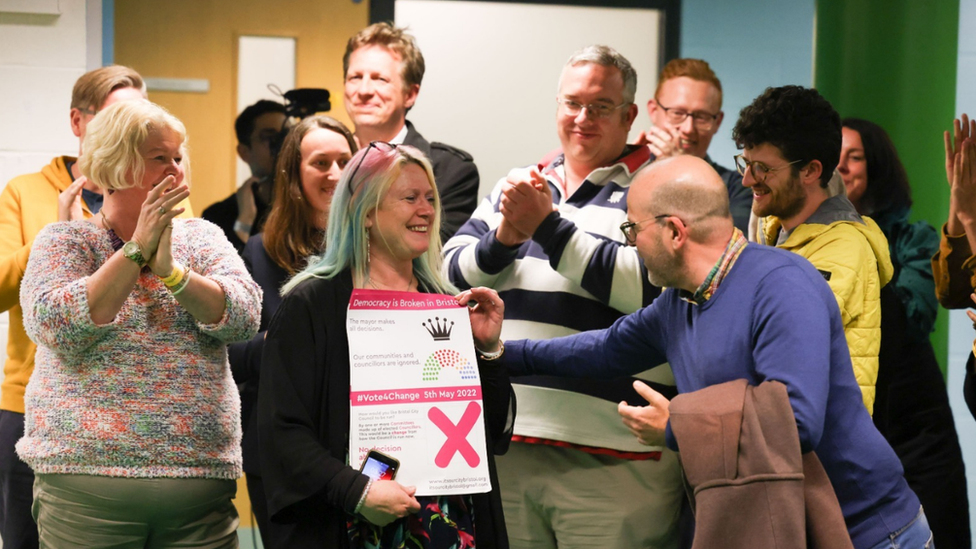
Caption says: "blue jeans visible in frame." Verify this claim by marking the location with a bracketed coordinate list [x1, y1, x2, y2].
[866, 507, 934, 549]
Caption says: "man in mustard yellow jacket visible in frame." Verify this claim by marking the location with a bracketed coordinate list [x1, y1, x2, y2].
[730, 85, 892, 415]
[0, 66, 194, 549]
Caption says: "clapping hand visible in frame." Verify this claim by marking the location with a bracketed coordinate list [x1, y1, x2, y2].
[58, 176, 87, 222]
[952, 136, 976, 228]
[130, 175, 189, 275]
[946, 114, 975, 186]
[499, 166, 555, 238]
[634, 125, 683, 159]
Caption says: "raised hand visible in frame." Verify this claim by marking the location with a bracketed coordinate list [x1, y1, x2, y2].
[131, 175, 189, 272]
[945, 114, 975, 186]
[58, 176, 87, 222]
[499, 166, 554, 237]
[617, 380, 671, 446]
[951, 138, 976, 231]
[359, 480, 421, 527]
[635, 125, 682, 159]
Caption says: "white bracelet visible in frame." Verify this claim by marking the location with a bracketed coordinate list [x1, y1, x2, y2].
[354, 478, 374, 515]
[170, 268, 192, 296]
[233, 220, 252, 234]
[476, 340, 504, 361]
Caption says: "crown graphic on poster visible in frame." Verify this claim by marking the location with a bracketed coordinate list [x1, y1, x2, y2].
[422, 317, 454, 341]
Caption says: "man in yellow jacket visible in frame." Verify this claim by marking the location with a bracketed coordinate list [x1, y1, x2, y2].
[0, 65, 194, 549]
[730, 85, 892, 415]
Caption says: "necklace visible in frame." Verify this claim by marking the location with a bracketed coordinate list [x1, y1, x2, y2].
[100, 211, 124, 251]
[367, 275, 416, 292]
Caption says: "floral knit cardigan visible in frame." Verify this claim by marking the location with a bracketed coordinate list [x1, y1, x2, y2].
[17, 218, 261, 479]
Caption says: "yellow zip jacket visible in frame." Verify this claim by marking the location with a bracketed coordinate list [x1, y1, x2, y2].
[759, 198, 893, 415]
[0, 156, 194, 414]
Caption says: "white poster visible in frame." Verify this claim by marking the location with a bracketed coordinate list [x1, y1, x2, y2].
[347, 289, 490, 495]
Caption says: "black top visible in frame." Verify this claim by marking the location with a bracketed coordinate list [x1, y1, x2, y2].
[403, 121, 480, 244]
[257, 269, 513, 548]
[201, 187, 271, 253]
[228, 234, 290, 475]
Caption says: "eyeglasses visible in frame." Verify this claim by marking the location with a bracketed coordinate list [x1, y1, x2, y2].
[346, 141, 398, 193]
[557, 98, 630, 120]
[733, 154, 804, 184]
[654, 99, 720, 130]
[620, 214, 673, 245]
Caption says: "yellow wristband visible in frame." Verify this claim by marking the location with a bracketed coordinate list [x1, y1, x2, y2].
[160, 264, 185, 287]
[170, 268, 192, 296]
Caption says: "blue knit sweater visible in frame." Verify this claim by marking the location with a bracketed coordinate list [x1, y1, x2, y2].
[504, 244, 919, 549]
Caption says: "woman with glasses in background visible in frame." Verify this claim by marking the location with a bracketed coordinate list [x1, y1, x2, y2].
[228, 115, 357, 548]
[258, 142, 513, 548]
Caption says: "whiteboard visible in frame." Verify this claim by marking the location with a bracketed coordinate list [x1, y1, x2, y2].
[397, 0, 662, 197]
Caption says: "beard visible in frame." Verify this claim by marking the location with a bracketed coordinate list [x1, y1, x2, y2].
[644, 246, 683, 290]
[751, 173, 807, 221]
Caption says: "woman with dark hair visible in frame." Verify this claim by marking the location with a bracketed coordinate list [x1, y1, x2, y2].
[258, 143, 512, 548]
[840, 117, 969, 548]
[228, 115, 358, 547]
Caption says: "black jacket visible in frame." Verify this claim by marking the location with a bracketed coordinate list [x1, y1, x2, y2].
[228, 235, 289, 476]
[258, 270, 513, 548]
[403, 121, 479, 243]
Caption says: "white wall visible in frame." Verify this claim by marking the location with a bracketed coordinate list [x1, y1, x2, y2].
[679, 0, 815, 168]
[0, 0, 99, 393]
[234, 35, 295, 188]
[398, 0, 661, 196]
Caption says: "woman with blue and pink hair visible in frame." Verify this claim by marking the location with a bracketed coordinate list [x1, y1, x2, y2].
[258, 142, 513, 549]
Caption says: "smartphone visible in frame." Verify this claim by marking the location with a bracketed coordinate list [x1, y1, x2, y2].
[359, 449, 399, 481]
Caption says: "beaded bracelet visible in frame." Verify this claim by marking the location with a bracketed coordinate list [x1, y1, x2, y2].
[476, 340, 505, 361]
[354, 478, 374, 515]
[159, 263, 185, 287]
[170, 268, 192, 296]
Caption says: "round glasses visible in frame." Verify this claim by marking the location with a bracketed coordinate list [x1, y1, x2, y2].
[733, 154, 803, 184]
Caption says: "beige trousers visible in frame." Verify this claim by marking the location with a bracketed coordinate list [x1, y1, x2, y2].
[33, 474, 239, 549]
[496, 442, 684, 549]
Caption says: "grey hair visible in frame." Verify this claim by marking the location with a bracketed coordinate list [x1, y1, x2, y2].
[561, 45, 637, 104]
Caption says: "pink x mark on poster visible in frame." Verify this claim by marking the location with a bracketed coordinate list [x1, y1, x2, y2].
[347, 289, 490, 496]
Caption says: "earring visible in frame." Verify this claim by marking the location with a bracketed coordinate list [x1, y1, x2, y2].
[365, 227, 371, 267]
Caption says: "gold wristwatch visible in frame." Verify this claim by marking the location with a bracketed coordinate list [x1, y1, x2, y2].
[122, 240, 148, 267]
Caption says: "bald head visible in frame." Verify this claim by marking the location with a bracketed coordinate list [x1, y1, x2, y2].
[628, 156, 732, 242]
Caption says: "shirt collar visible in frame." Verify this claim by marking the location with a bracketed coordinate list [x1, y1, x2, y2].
[389, 124, 409, 145]
[678, 227, 748, 305]
[542, 145, 653, 200]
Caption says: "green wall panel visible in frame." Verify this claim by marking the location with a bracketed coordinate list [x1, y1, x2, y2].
[815, 0, 960, 374]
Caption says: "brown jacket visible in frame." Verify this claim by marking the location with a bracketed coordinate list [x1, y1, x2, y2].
[931, 225, 976, 309]
[669, 379, 853, 549]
